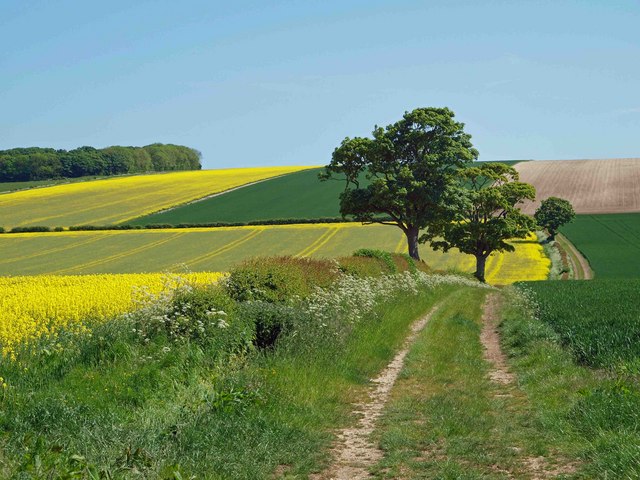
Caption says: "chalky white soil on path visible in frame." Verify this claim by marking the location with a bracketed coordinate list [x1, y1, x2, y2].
[311, 302, 445, 480]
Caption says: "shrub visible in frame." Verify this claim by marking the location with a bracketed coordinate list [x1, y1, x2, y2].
[0, 226, 4, 233]
[144, 224, 175, 229]
[225, 257, 340, 303]
[237, 301, 301, 349]
[53, 226, 65, 232]
[131, 284, 253, 357]
[353, 249, 397, 273]
[9, 226, 51, 233]
[337, 256, 389, 277]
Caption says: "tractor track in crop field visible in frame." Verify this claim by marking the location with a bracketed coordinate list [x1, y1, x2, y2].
[312, 301, 446, 480]
[480, 292, 578, 479]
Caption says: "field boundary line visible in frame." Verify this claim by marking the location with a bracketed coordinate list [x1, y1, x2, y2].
[314, 298, 449, 480]
[187, 229, 263, 266]
[51, 232, 186, 275]
[126, 168, 319, 223]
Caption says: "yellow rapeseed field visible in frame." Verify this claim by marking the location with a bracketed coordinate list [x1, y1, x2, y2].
[0, 272, 223, 359]
[0, 166, 315, 228]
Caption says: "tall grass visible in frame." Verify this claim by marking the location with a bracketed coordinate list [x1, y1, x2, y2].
[0, 255, 466, 477]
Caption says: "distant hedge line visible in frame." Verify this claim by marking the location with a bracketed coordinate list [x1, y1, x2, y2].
[0, 217, 395, 234]
[0, 143, 201, 182]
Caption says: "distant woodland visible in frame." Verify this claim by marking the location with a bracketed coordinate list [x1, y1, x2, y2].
[0, 144, 202, 182]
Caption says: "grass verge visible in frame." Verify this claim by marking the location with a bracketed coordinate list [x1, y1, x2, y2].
[0, 271, 457, 478]
[500, 286, 640, 478]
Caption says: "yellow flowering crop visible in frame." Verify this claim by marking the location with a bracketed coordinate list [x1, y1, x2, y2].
[0, 272, 222, 359]
[0, 166, 315, 228]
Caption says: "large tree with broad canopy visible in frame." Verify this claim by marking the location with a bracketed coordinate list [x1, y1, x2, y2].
[320, 107, 478, 260]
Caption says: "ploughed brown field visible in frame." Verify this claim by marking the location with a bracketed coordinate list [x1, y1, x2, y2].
[515, 158, 640, 214]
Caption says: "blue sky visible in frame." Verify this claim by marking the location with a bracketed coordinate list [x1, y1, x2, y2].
[1, 0, 639, 169]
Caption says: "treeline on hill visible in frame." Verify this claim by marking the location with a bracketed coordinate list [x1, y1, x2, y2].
[0, 143, 201, 182]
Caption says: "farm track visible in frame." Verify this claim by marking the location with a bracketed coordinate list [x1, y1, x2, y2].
[313, 300, 447, 480]
[480, 292, 578, 479]
[556, 234, 593, 280]
[515, 158, 640, 214]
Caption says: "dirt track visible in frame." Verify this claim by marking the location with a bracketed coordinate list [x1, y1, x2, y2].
[515, 158, 640, 214]
[312, 302, 444, 480]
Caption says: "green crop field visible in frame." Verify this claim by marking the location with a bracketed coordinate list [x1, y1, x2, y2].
[0, 225, 548, 283]
[131, 161, 525, 226]
[560, 213, 640, 278]
[517, 279, 640, 367]
[131, 168, 351, 225]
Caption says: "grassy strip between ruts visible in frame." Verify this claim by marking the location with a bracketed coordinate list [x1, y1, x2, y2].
[372, 288, 581, 479]
[0, 257, 466, 478]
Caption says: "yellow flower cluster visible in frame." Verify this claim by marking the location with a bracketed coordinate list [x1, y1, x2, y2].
[0, 166, 315, 228]
[0, 272, 223, 359]
[485, 233, 551, 284]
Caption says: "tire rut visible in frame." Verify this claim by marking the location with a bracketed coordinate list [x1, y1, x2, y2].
[311, 301, 446, 480]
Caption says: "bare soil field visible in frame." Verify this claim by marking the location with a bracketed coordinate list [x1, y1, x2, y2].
[515, 158, 640, 214]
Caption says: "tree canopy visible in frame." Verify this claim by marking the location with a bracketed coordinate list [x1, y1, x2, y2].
[534, 196, 576, 241]
[321, 107, 478, 260]
[0, 144, 201, 182]
[424, 162, 536, 282]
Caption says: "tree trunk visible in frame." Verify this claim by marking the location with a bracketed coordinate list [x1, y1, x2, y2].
[548, 230, 556, 242]
[407, 227, 420, 261]
[474, 254, 487, 283]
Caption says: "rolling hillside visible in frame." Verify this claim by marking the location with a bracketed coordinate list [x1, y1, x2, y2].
[516, 158, 640, 214]
[0, 225, 549, 284]
[0, 167, 313, 228]
[560, 213, 640, 279]
[131, 168, 354, 225]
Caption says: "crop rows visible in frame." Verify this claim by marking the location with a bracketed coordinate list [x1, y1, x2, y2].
[0, 225, 549, 283]
[516, 279, 640, 367]
[0, 166, 313, 228]
[561, 213, 640, 278]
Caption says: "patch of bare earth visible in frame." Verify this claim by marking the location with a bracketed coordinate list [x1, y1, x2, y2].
[310, 303, 443, 480]
[481, 293, 578, 479]
[515, 158, 640, 214]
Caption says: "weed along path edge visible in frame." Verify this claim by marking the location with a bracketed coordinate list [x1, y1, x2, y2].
[313, 300, 448, 480]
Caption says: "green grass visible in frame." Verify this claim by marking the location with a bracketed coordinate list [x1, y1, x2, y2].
[517, 280, 640, 368]
[373, 289, 576, 479]
[560, 213, 640, 278]
[500, 287, 640, 478]
[130, 168, 353, 225]
[0, 269, 455, 477]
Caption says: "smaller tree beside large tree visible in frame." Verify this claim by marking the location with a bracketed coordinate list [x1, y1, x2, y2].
[534, 196, 575, 241]
[424, 163, 536, 282]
